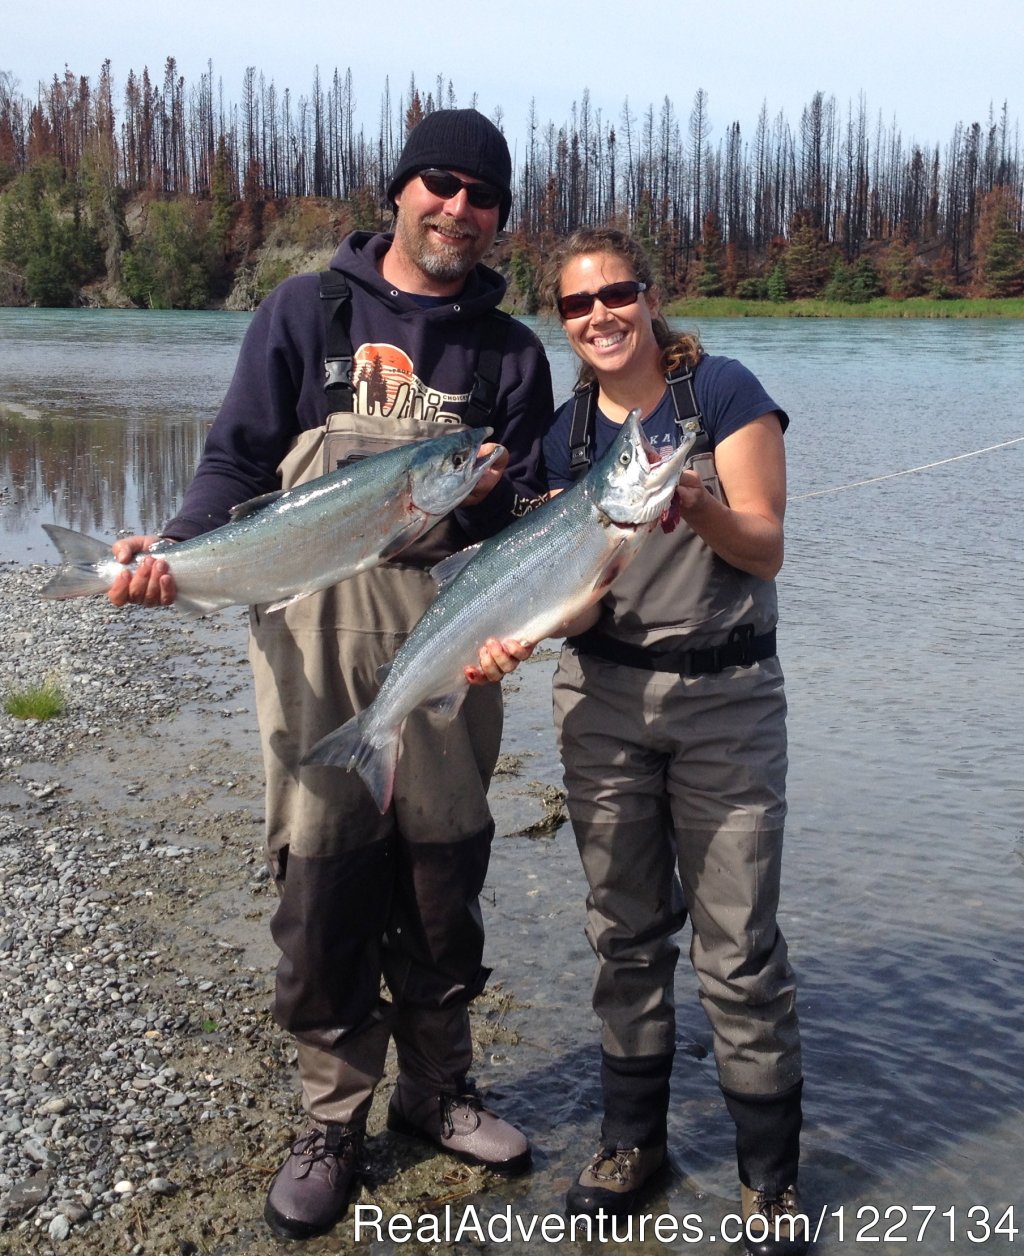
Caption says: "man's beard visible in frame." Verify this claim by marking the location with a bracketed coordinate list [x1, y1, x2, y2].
[395, 212, 488, 282]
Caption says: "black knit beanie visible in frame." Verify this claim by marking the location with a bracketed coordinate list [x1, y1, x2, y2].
[386, 108, 513, 229]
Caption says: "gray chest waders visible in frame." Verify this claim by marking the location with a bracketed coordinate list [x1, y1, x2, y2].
[255, 275, 508, 1109]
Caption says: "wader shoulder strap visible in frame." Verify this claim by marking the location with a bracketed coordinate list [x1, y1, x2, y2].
[462, 308, 512, 429]
[568, 382, 597, 481]
[319, 270, 510, 427]
[664, 366, 711, 457]
[319, 270, 354, 407]
[568, 365, 710, 481]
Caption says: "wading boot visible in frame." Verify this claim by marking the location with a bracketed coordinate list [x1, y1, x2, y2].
[565, 1143, 667, 1218]
[263, 1123, 364, 1241]
[386, 1075, 531, 1175]
[740, 1183, 809, 1255]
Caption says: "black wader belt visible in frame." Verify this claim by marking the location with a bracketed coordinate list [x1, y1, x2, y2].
[568, 624, 777, 676]
[319, 270, 510, 426]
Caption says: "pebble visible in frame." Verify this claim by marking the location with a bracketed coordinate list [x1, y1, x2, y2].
[0, 566, 279, 1244]
[48, 1213, 71, 1241]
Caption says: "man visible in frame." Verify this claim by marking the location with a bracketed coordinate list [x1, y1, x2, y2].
[110, 109, 553, 1241]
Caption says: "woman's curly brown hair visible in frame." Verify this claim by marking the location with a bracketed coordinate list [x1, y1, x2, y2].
[543, 227, 703, 386]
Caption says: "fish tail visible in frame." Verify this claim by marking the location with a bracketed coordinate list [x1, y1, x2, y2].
[301, 711, 400, 815]
[39, 524, 114, 599]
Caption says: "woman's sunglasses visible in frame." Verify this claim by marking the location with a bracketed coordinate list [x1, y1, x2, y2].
[418, 168, 503, 210]
[556, 280, 648, 321]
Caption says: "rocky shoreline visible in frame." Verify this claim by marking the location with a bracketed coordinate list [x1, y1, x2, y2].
[0, 563, 538, 1255]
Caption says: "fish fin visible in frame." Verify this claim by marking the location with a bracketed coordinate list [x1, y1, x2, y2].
[228, 489, 286, 520]
[38, 524, 113, 599]
[378, 518, 429, 562]
[424, 686, 468, 723]
[374, 659, 394, 685]
[263, 589, 319, 613]
[659, 498, 682, 533]
[301, 711, 399, 814]
[429, 544, 482, 589]
[591, 537, 633, 594]
[172, 594, 222, 620]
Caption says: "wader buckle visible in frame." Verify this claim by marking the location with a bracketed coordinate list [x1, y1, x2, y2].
[725, 623, 756, 668]
[324, 355, 354, 391]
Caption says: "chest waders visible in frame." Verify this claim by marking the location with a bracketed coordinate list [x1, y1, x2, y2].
[251, 273, 514, 1138]
[556, 369, 802, 1204]
[566, 369, 777, 672]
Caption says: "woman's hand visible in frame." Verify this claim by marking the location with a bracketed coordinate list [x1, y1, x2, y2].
[464, 637, 535, 685]
[107, 536, 179, 608]
[675, 467, 713, 514]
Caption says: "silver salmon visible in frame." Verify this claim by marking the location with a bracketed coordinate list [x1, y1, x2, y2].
[303, 411, 696, 811]
[39, 427, 504, 619]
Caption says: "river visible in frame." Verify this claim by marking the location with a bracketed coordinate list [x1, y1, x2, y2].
[2, 307, 1023, 1252]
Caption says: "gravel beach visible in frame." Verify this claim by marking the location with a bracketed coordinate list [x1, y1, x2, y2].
[0, 562, 543, 1255]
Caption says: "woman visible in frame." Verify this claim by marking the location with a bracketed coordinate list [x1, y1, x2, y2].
[470, 228, 807, 1254]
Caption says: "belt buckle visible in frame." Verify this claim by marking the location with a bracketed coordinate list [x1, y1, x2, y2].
[728, 624, 756, 668]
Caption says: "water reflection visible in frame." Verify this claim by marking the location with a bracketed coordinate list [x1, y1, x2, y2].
[0, 308, 248, 560]
[1, 406, 211, 549]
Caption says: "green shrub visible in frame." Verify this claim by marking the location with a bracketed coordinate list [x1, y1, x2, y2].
[4, 680, 66, 720]
[735, 277, 769, 300]
[825, 256, 883, 304]
[766, 261, 789, 302]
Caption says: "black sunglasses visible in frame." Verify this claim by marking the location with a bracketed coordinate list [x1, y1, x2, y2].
[556, 280, 648, 320]
[418, 168, 503, 210]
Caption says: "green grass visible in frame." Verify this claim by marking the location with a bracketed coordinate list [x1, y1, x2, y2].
[663, 296, 1024, 319]
[3, 679, 66, 720]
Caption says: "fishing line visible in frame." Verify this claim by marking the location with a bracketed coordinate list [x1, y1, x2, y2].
[787, 435, 1024, 501]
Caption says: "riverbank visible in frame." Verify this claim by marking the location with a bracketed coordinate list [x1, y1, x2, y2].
[663, 295, 1024, 318]
[0, 563, 557, 1255]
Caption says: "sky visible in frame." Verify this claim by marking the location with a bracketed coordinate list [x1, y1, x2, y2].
[6, 0, 1022, 157]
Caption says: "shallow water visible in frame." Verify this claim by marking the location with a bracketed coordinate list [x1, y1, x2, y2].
[3, 307, 1024, 1251]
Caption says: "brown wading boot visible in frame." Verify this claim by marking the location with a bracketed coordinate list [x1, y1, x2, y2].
[263, 1123, 364, 1241]
[565, 1144, 667, 1218]
[740, 1183, 810, 1255]
[386, 1075, 531, 1175]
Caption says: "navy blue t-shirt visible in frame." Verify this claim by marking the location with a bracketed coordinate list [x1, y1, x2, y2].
[544, 355, 788, 490]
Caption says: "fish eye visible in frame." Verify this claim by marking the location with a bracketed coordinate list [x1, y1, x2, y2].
[452, 453, 467, 469]
[618, 450, 632, 467]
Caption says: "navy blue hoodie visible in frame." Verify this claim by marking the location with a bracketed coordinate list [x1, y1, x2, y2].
[163, 231, 553, 543]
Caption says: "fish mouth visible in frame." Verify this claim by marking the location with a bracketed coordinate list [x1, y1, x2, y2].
[635, 438, 695, 519]
[630, 420, 692, 494]
[473, 444, 506, 476]
[635, 426, 658, 474]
